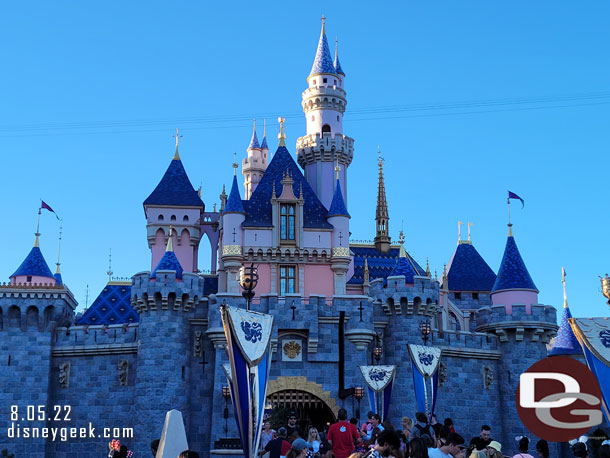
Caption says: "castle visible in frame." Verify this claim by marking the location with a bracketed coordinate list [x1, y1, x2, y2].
[0, 19, 565, 458]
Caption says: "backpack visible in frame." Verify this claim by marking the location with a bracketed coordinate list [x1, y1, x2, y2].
[414, 423, 433, 439]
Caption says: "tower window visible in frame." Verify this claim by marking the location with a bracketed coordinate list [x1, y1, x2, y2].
[472, 292, 479, 300]
[454, 292, 462, 300]
[323, 78, 327, 83]
[322, 124, 331, 133]
[280, 204, 296, 240]
[280, 265, 296, 295]
[337, 115, 340, 121]
[27, 276, 32, 282]
[334, 79, 337, 85]
[170, 215, 176, 221]
[158, 215, 164, 221]
[183, 215, 189, 222]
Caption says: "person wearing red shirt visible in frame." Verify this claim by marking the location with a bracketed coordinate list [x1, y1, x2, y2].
[327, 408, 361, 458]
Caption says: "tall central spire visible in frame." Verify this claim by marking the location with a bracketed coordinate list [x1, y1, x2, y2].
[374, 148, 391, 253]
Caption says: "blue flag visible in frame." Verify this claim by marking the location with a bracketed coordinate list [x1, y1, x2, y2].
[508, 191, 524, 208]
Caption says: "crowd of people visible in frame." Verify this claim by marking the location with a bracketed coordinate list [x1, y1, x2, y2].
[257, 410, 557, 458]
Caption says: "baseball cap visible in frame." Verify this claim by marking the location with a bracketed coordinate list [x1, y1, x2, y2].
[488, 441, 502, 452]
[292, 439, 312, 452]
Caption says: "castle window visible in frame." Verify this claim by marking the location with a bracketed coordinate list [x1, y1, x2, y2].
[280, 265, 296, 295]
[472, 292, 479, 300]
[323, 78, 327, 83]
[334, 79, 337, 85]
[322, 124, 331, 133]
[27, 276, 32, 282]
[454, 292, 462, 300]
[158, 215, 164, 221]
[170, 215, 176, 221]
[337, 115, 340, 121]
[280, 204, 296, 240]
[183, 215, 189, 222]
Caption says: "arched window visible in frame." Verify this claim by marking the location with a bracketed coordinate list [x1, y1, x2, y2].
[322, 124, 331, 133]
[170, 215, 176, 221]
[183, 215, 189, 222]
[280, 204, 296, 240]
[158, 214, 164, 221]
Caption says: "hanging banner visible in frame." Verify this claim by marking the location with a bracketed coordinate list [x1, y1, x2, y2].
[359, 365, 396, 421]
[407, 344, 442, 415]
[221, 305, 274, 458]
[570, 317, 610, 422]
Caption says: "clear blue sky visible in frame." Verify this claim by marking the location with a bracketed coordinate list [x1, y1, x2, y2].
[1, 1, 609, 319]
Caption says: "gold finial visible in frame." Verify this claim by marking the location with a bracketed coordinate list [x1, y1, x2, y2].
[263, 119, 266, 137]
[34, 206, 41, 247]
[173, 128, 182, 160]
[334, 158, 341, 180]
[107, 248, 113, 282]
[321, 14, 326, 33]
[278, 117, 286, 146]
[398, 230, 406, 258]
[363, 257, 370, 284]
[213, 203, 217, 212]
[562, 267, 568, 309]
[232, 152, 238, 176]
[166, 226, 174, 252]
[457, 221, 463, 243]
[271, 181, 277, 199]
[426, 258, 431, 277]
[468, 222, 473, 242]
[253, 118, 256, 133]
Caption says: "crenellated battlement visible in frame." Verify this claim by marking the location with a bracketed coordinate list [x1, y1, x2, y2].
[475, 304, 558, 343]
[130, 271, 206, 314]
[296, 132, 354, 168]
[52, 323, 139, 355]
[370, 275, 440, 317]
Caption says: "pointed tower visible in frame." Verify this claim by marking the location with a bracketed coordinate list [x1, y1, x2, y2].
[143, 131, 204, 274]
[150, 227, 184, 280]
[10, 235, 56, 286]
[297, 16, 354, 210]
[327, 164, 351, 294]
[491, 225, 539, 311]
[389, 231, 417, 283]
[221, 161, 247, 294]
[374, 152, 391, 253]
[550, 268, 581, 356]
[243, 120, 268, 199]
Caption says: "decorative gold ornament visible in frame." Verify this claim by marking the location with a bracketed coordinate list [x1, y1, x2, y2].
[332, 247, 350, 257]
[222, 245, 242, 256]
[601, 274, 610, 304]
[283, 341, 302, 359]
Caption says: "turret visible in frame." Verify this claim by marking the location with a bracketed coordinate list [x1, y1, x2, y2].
[374, 151, 391, 253]
[297, 16, 354, 210]
[389, 231, 417, 283]
[549, 268, 581, 356]
[10, 235, 56, 286]
[221, 162, 246, 294]
[243, 120, 268, 199]
[143, 130, 204, 274]
[490, 226, 538, 312]
[327, 165, 350, 294]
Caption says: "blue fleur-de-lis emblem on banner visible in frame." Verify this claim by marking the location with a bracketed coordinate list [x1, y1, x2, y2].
[369, 368, 387, 382]
[599, 330, 610, 348]
[419, 352, 434, 366]
[241, 321, 263, 343]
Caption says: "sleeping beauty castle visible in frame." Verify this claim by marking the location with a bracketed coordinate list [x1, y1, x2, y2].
[2, 18, 580, 458]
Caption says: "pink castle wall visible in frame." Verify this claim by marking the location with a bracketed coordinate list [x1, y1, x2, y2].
[253, 263, 271, 296]
[304, 264, 334, 298]
[491, 290, 538, 314]
[11, 275, 56, 286]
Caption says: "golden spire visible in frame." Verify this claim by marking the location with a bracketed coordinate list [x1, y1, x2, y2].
[426, 258, 431, 277]
[562, 267, 568, 309]
[468, 222, 473, 242]
[363, 257, 370, 284]
[173, 128, 182, 160]
[278, 117, 286, 147]
[374, 147, 391, 253]
[263, 118, 266, 138]
[56, 221, 63, 274]
[334, 159, 341, 180]
[321, 14, 326, 34]
[457, 221, 463, 244]
[232, 152, 238, 176]
[34, 207, 41, 247]
[166, 226, 174, 252]
[398, 230, 406, 258]
[507, 194, 513, 236]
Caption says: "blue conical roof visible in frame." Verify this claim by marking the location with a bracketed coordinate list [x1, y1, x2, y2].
[310, 26, 337, 76]
[550, 306, 581, 356]
[334, 45, 344, 75]
[260, 135, 268, 150]
[54, 272, 63, 286]
[491, 235, 538, 292]
[447, 243, 496, 292]
[151, 250, 183, 279]
[248, 129, 260, 150]
[144, 157, 204, 208]
[327, 179, 349, 217]
[11, 246, 55, 280]
[390, 255, 418, 283]
[225, 175, 245, 213]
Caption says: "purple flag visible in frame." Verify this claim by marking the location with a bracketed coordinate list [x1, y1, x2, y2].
[41, 200, 60, 219]
[508, 191, 524, 208]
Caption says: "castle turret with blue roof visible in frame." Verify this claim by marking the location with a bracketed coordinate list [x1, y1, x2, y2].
[297, 16, 354, 210]
[243, 120, 269, 199]
[550, 268, 581, 356]
[143, 130, 204, 275]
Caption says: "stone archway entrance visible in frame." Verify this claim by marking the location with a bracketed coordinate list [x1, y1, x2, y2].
[266, 377, 338, 434]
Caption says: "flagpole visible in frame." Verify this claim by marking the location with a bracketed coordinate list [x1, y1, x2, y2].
[56, 220, 63, 274]
[35, 206, 42, 247]
[562, 267, 568, 309]
[507, 196, 512, 236]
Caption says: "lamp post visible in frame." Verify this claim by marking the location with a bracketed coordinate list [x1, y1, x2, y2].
[239, 263, 259, 311]
[373, 333, 382, 365]
[419, 319, 431, 345]
[354, 386, 364, 420]
[222, 385, 231, 436]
